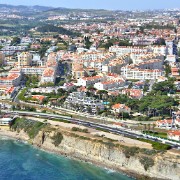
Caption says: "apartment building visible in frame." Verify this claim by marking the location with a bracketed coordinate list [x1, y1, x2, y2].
[40, 67, 56, 84]
[109, 45, 148, 57]
[18, 52, 32, 67]
[21, 67, 46, 75]
[64, 92, 104, 113]
[0, 73, 21, 86]
[121, 66, 162, 80]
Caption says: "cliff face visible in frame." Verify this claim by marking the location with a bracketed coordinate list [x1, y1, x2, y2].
[32, 130, 180, 180]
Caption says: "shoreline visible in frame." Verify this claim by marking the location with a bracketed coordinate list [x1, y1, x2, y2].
[0, 128, 167, 180]
[0, 131, 136, 180]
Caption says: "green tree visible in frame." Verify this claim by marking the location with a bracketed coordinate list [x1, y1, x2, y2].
[164, 63, 171, 77]
[11, 37, 21, 45]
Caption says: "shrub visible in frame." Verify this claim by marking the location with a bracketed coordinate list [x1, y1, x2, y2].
[10, 118, 45, 139]
[138, 139, 171, 151]
[123, 146, 140, 158]
[140, 156, 154, 171]
[140, 148, 157, 155]
[51, 132, 63, 147]
[27, 122, 44, 138]
[103, 141, 115, 148]
[71, 127, 89, 133]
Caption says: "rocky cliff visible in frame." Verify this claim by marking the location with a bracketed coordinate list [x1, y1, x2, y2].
[30, 128, 180, 180]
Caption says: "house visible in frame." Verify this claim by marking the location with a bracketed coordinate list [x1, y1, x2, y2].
[167, 130, 180, 141]
[156, 118, 180, 128]
[77, 75, 104, 87]
[111, 103, 131, 114]
[32, 95, 46, 104]
[156, 119, 173, 128]
[122, 89, 143, 99]
[171, 67, 179, 77]
[63, 82, 76, 91]
[94, 80, 124, 90]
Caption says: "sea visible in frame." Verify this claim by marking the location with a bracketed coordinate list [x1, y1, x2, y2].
[0, 137, 134, 180]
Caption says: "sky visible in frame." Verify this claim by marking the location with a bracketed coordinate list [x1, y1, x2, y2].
[1, 0, 180, 10]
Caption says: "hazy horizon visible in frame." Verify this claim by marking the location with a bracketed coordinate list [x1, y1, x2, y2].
[0, 0, 180, 10]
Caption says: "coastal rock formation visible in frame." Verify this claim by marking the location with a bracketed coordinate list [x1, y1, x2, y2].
[31, 130, 180, 180]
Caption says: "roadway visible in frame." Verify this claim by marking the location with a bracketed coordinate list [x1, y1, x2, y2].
[9, 110, 180, 149]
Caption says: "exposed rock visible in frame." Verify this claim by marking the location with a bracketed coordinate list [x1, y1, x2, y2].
[31, 129, 180, 180]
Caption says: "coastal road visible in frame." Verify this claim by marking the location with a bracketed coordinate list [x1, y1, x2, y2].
[8, 110, 180, 149]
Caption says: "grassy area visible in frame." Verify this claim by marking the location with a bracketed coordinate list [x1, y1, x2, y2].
[143, 131, 167, 139]
[10, 118, 46, 139]
[137, 138, 171, 151]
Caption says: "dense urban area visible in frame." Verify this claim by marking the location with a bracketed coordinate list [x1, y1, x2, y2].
[0, 4, 180, 155]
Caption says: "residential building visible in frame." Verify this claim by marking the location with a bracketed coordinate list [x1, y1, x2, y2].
[77, 75, 104, 87]
[156, 118, 180, 128]
[21, 67, 46, 75]
[94, 80, 124, 90]
[122, 89, 143, 99]
[40, 67, 56, 84]
[0, 73, 21, 86]
[111, 103, 131, 114]
[167, 130, 180, 141]
[121, 66, 162, 80]
[64, 92, 104, 113]
[18, 52, 32, 67]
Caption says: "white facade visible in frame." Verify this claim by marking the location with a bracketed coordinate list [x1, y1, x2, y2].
[94, 80, 124, 90]
[21, 67, 46, 75]
[64, 92, 104, 113]
[121, 66, 162, 80]
[77, 76, 104, 87]
[109, 45, 148, 57]
[0, 73, 21, 86]
[166, 55, 176, 63]
[150, 46, 167, 56]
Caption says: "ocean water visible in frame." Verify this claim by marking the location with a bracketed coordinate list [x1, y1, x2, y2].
[0, 137, 134, 180]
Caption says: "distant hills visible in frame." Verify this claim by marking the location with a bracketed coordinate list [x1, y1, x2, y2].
[37, 25, 79, 37]
[0, 4, 110, 12]
[0, 4, 53, 11]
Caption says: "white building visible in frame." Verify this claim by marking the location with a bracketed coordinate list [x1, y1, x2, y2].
[150, 45, 167, 56]
[109, 45, 148, 57]
[21, 67, 46, 75]
[94, 80, 124, 90]
[0, 73, 21, 86]
[121, 66, 163, 80]
[168, 130, 180, 141]
[64, 92, 104, 113]
[40, 67, 56, 84]
[77, 76, 104, 87]
[165, 55, 176, 63]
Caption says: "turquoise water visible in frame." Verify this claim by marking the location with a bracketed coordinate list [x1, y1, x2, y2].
[0, 137, 134, 180]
